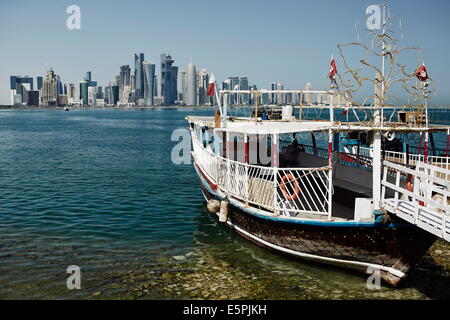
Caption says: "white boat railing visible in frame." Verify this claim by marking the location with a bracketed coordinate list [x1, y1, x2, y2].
[192, 137, 331, 217]
[284, 141, 450, 178]
[381, 160, 450, 241]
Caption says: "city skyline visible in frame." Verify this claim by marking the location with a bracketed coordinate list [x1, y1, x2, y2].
[1, 0, 450, 105]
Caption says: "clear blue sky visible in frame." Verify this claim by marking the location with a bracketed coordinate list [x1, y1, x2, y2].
[1, 0, 449, 104]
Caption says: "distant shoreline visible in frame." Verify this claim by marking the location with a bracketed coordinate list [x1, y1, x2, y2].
[0, 105, 216, 110]
[0, 105, 449, 111]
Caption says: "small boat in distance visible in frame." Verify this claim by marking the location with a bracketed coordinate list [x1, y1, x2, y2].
[187, 2, 450, 286]
[64, 106, 70, 111]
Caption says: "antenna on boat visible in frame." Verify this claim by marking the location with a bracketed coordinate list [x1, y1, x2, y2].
[330, 0, 433, 209]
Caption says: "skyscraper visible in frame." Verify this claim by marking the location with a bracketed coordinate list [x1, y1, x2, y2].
[142, 61, 155, 106]
[10, 75, 33, 105]
[84, 71, 91, 83]
[276, 83, 284, 105]
[160, 53, 178, 105]
[304, 82, 313, 105]
[134, 53, 145, 100]
[153, 75, 158, 99]
[197, 69, 209, 105]
[179, 70, 187, 103]
[119, 65, 131, 102]
[171, 65, 178, 104]
[239, 77, 249, 105]
[230, 77, 240, 105]
[222, 78, 231, 106]
[186, 63, 197, 106]
[37, 76, 43, 90]
[160, 53, 167, 97]
[79, 80, 88, 105]
[270, 82, 277, 104]
[66, 83, 77, 104]
[42, 69, 58, 106]
[161, 54, 174, 105]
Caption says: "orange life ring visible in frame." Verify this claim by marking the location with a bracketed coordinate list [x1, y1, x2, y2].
[280, 174, 300, 201]
[406, 174, 414, 192]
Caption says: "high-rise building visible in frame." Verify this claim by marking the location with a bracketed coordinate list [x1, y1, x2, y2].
[186, 63, 197, 106]
[171, 65, 178, 104]
[230, 77, 240, 105]
[276, 83, 284, 105]
[304, 82, 313, 105]
[134, 53, 144, 100]
[142, 61, 155, 106]
[119, 65, 131, 102]
[106, 83, 119, 106]
[41, 69, 58, 106]
[179, 70, 187, 103]
[37, 76, 43, 90]
[96, 86, 103, 99]
[88, 86, 96, 106]
[197, 69, 209, 105]
[153, 75, 158, 99]
[56, 75, 63, 95]
[222, 78, 231, 105]
[79, 81, 89, 105]
[10, 75, 33, 105]
[27, 91, 39, 106]
[160, 54, 167, 97]
[239, 77, 249, 105]
[66, 83, 78, 104]
[161, 54, 175, 105]
[84, 71, 92, 83]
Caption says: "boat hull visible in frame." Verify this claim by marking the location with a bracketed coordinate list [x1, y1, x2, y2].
[196, 166, 436, 286]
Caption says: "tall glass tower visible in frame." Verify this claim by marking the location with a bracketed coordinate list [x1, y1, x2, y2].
[143, 61, 155, 106]
[119, 65, 131, 101]
[239, 77, 249, 105]
[162, 55, 174, 105]
[186, 63, 197, 106]
[134, 53, 144, 100]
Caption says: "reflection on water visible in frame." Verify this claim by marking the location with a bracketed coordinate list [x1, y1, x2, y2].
[0, 108, 449, 299]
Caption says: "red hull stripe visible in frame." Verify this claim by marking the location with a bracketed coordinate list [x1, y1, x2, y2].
[194, 162, 218, 190]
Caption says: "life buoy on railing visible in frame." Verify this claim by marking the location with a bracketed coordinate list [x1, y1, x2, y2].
[406, 173, 414, 192]
[280, 174, 301, 201]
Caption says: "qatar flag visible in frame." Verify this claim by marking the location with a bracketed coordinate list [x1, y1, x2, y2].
[207, 74, 216, 97]
[329, 56, 337, 79]
[414, 63, 429, 82]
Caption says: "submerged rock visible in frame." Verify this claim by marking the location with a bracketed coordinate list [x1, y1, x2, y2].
[173, 255, 186, 261]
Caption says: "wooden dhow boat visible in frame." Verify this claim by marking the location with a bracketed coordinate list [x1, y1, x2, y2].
[187, 2, 450, 286]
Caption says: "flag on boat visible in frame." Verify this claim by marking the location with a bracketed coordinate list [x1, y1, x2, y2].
[207, 73, 216, 97]
[414, 63, 429, 81]
[329, 56, 337, 79]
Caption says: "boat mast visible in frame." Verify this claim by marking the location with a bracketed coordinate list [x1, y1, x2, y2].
[372, 0, 387, 210]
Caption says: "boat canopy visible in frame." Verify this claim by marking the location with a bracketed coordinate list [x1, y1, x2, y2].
[215, 120, 333, 135]
[186, 116, 450, 135]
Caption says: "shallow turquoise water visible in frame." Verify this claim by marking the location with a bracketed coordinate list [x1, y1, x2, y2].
[0, 107, 449, 300]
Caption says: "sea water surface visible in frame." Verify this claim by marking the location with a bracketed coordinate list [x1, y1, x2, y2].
[0, 107, 449, 300]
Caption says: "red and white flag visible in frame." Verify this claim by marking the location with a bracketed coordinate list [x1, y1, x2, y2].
[329, 56, 337, 79]
[207, 73, 216, 97]
[414, 63, 429, 82]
